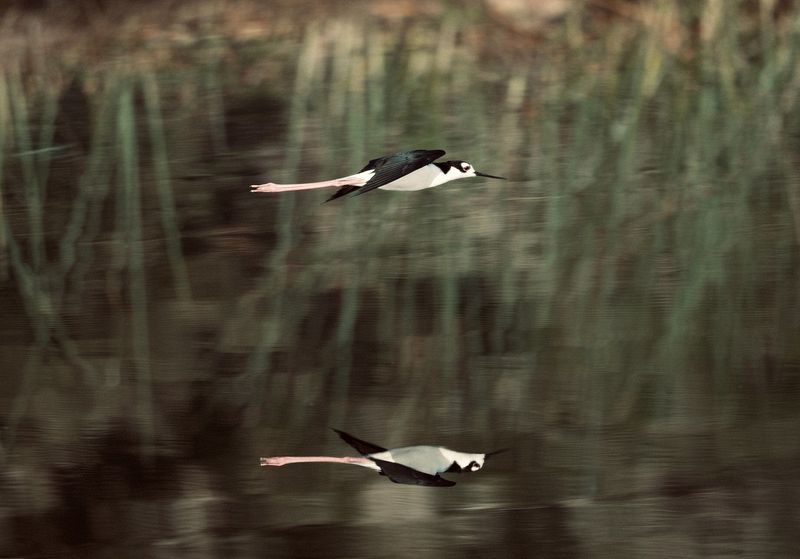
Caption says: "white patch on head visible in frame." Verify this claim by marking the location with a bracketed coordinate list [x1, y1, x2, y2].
[454, 161, 476, 178]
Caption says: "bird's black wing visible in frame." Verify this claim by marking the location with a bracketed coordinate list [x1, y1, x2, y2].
[333, 429, 387, 455]
[354, 149, 446, 196]
[325, 185, 361, 202]
[371, 458, 456, 487]
[324, 150, 444, 202]
[357, 156, 387, 173]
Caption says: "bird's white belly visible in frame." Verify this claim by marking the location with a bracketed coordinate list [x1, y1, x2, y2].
[378, 165, 441, 191]
[368, 446, 450, 475]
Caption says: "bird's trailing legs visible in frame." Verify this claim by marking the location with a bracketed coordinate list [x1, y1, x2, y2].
[250, 174, 368, 193]
[260, 455, 379, 469]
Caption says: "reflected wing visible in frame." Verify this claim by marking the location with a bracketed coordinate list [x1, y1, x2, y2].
[355, 149, 445, 196]
[333, 429, 387, 455]
[371, 458, 456, 487]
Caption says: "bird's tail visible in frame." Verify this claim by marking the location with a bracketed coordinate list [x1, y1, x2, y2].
[324, 185, 361, 202]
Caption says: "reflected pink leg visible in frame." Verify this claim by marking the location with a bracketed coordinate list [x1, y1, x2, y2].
[259, 455, 376, 468]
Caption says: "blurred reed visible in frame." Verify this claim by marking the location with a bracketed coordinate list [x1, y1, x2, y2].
[116, 80, 154, 451]
[0, 71, 8, 280]
[142, 71, 192, 302]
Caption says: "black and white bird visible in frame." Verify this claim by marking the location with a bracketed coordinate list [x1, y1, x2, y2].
[259, 429, 508, 487]
[250, 149, 506, 201]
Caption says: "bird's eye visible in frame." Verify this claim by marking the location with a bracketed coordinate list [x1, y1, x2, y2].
[470, 461, 481, 471]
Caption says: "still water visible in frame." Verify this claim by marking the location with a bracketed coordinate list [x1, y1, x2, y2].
[2, 2, 799, 557]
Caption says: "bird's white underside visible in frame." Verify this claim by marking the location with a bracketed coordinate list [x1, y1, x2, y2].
[368, 446, 485, 475]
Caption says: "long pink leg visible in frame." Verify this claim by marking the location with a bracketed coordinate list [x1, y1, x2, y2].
[260, 455, 377, 468]
[251, 174, 368, 193]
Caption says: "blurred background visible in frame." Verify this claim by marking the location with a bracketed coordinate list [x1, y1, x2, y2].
[1, 0, 799, 556]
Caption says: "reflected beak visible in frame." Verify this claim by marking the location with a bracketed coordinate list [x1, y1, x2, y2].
[475, 171, 506, 180]
[485, 448, 510, 459]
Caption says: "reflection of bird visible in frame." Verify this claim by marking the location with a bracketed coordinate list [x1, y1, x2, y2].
[250, 149, 506, 202]
[260, 428, 508, 487]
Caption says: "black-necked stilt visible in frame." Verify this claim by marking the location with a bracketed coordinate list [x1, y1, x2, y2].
[260, 428, 508, 487]
[250, 149, 506, 201]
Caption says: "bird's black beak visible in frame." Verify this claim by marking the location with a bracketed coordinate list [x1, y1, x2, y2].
[475, 171, 506, 180]
[485, 448, 510, 460]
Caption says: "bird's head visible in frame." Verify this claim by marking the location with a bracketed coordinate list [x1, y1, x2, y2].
[443, 447, 509, 473]
[446, 160, 506, 181]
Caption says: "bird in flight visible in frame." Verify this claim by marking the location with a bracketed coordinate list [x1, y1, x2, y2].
[260, 428, 508, 487]
[251, 149, 506, 201]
